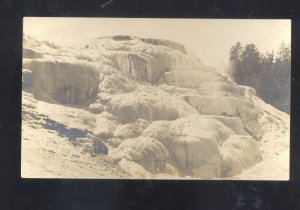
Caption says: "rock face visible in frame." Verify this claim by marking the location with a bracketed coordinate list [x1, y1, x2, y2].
[22, 34, 290, 179]
[143, 115, 231, 178]
[221, 135, 262, 177]
[23, 60, 99, 105]
[140, 38, 187, 54]
[23, 48, 43, 59]
[105, 86, 197, 123]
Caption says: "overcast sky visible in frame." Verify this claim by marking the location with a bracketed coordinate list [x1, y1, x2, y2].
[24, 17, 291, 70]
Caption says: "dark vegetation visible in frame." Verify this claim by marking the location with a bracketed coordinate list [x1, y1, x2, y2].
[229, 42, 291, 113]
[112, 35, 133, 41]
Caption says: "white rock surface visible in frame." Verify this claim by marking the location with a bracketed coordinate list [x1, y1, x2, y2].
[21, 35, 290, 179]
[106, 85, 198, 123]
[221, 135, 262, 177]
[88, 103, 105, 114]
[23, 60, 99, 105]
[141, 115, 232, 178]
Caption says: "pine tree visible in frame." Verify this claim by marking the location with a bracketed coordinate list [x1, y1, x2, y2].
[228, 42, 291, 113]
[229, 42, 243, 83]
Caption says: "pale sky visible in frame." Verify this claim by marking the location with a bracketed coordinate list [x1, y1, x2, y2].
[24, 17, 291, 70]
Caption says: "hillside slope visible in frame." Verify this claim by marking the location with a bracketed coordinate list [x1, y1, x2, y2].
[21, 35, 289, 179]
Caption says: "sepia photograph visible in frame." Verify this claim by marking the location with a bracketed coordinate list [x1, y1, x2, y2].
[21, 18, 291, 180]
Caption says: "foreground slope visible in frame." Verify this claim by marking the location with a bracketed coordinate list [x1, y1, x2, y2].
[22, 35, 289, 179]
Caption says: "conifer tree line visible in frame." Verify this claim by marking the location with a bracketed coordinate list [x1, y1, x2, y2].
[228, 42, 291, 113]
